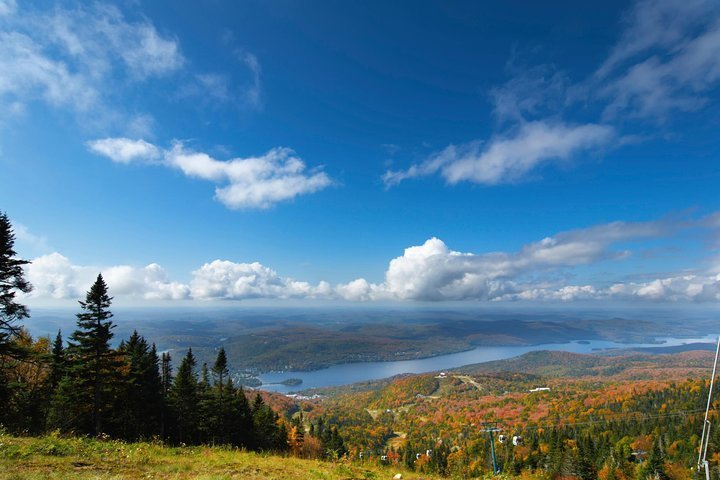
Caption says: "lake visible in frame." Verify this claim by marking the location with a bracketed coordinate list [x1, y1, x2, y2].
[258, 335, 718, 394]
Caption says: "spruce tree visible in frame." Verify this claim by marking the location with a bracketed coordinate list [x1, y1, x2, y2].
[0, 211, 33, 427]
[169, 348, 199, 444]
[67, 273, 120, 436]
[48, 330, 65, 390]
[638, 437, 669, 480]
[116, 331, 163, 440]
[160, 352, 172, 438]
[212, 347, 229, 388]
[0, 212, 32, 357]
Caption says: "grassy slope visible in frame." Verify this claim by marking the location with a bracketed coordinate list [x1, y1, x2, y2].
[0, 435, 438, 480]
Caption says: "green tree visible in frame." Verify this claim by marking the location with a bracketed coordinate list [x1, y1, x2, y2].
[160, 352, 172, 438]
[0, 212, 32, 356]
[116, 331, 163, 440]
[0, 212, 32, 425]
[48, 330, 65, 390]
[212, 347, 229, 388]
[637, 437, 670, 480]
[252, 393, 288, 451]
[169, 348, 199, 443]
[66, 273, 121, 436]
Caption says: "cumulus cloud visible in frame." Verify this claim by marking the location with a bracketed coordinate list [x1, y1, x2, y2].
[360, 219, 665, 301]
[25, 253, 189, 301]
[87, 138, 333, 209]
[190, 260, 330, 300]
[21, 212, 720, 304]
[383, 121, 614, 186]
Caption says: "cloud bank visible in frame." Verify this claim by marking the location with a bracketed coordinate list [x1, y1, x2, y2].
[22, 213, 720, 304]
[87, 138, 333, 209]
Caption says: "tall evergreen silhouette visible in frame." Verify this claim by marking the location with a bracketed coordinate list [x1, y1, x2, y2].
[48, 330, 65, 390]
[67, 273, 120, 436]
[212, 347, 229, 388]
[169, 348, 199, 443]
[0, 212, 32, 357]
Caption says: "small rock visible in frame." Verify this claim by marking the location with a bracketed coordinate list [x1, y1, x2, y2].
[393, 474, 403, 480]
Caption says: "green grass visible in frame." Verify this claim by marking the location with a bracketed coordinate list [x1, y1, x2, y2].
[0, 433, 438, 479]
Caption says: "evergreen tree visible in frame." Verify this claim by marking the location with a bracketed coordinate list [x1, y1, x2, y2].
[638, 437, 670, 480]
[66, 273, 121, 436]
[116, 331, 163, 440]
[252, 393, 287, 451]
[48, 330, 65, 390]
[232, 385, 254, 447]
[0, 212, 32, 356]
[160, 352, 172, 438]
[0, 212, 32, 425]
[169, 348, 199, 443]
[212, 347, 229, 388]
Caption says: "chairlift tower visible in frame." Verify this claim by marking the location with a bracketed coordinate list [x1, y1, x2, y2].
[481, 422, 502, 475]
[698, 337, 720, 480]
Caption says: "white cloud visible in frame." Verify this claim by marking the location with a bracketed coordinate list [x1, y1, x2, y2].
[0, 31, 99, 112]
[87, 138, 161, 164]
[0, 2, 184, 132]
[88, 138, 333, 209]
[596, 0, 720, 119]
[21, 213, 720, 304]
[383, 121, 614, 187]
[189, 260, 329, 300]
[385, 0, 720, 188]
[25, 253, 189, 301]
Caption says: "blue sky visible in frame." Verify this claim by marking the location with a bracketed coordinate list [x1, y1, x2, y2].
[1, 0, 719, 306]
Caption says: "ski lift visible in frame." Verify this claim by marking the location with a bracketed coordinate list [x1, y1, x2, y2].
[498, 434, 506, 444]
[512, 435, 523, 446]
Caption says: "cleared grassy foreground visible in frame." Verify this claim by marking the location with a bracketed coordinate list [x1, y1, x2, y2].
[0, 434, 437, 480]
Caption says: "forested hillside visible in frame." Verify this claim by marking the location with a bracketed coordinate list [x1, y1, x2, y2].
[299, 350, 720, 479]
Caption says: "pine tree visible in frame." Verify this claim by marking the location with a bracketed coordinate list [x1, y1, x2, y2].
[66, 273, 121, 436]
[0, 212, 32, 356]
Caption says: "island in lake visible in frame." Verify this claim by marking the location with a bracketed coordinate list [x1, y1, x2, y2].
[280, 378, 303, 386]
